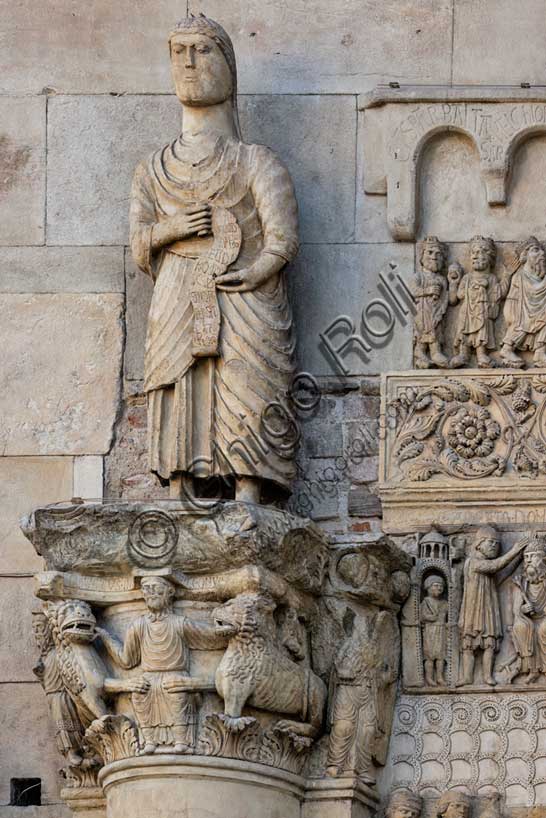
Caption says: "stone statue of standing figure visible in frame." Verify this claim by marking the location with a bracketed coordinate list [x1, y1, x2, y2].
[130, 14, 299, 504]
[501, 236, 546, 367]
[412, 236, 450, 369]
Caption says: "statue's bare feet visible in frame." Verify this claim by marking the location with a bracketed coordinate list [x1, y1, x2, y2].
[67, 750, 83, 767]
[173, 743, 190, 754]
[525, 671, 540, 684]
[325, 765, 340, 778]
[140, 742, 157, 755]
[500, 345, 524, 368]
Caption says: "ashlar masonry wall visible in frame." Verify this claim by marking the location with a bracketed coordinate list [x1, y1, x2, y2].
[1, 0, 546, 813]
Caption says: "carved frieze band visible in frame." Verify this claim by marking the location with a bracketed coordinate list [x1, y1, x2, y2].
[361, 86, 546, 240]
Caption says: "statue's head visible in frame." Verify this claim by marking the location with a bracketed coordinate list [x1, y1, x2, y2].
[386, 789, 422, 818]
[141, 576, 175, 612]
[424, 574, 445, 598]
[474, 525, 499, 559]
[523, 534, 546, 580]
[420, 236, 446, 274]
[32, 610, 52, 651]
[169, 15, 236, 110]
[436, 791, 471, 818]
[517, 236, 546, 277]
[56, 600, 97, 644]
[470, 236, 496, 272]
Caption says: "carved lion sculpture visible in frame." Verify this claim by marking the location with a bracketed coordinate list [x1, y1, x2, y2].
[213, 593, 326, 739]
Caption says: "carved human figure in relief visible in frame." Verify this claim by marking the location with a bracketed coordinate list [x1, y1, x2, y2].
[511, 535, 546, 683]
[97, 576, 231, 754]
[436, 791, 471, 818]
[412, 236, 450, 369]
[325, 608, 399, 786]
[386, 789, 423, 818]
[501, 236, 546, 367]
[32, 610, 84, 767]
[129, 15, 299, 504]
[458, 527, 527, 686]
[448, 236, 509, 368]
[420, 574, 448, 687]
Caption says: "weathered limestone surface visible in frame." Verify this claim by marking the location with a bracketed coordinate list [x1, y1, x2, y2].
[291, 244, 414, 376]
[0, 294, 123, 455]
[0, 247, 124, 293]
[0, 457, 72, 573]
[238, 95, 357, 243]
[47, 96, 182, 245]
[0, 97, 45, 246]
[189, 0, 453, 94]
[124, 254, 153, 382]
[0, 578, 41, 681]
[0, 684, 64, 806]
[0, 1, 452, 96]
[452, 0, 546, 86]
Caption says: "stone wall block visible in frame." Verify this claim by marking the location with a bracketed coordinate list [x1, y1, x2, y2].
[239, 95, 356, 243]
[0, 246, 124, 293]
[0, 294, 123, 455]
[0, 456, 73, 573]
[290, 243, 414, 375]
[453, 0, 546, 85]
[190, 0, 452, 94]
[47, 96, 182, 245]
[0, 684, 63, 805]
[0, 578, 41, 682]
[0, 97, 45, 246]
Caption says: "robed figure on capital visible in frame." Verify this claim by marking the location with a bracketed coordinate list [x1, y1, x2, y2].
[130, 15, 299, 504]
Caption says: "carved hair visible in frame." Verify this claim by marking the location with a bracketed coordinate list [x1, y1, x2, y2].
[424, 574, 445, 591]
[420, 236, 446, 266]
[168, 13, 242, 139]
[516, 236, 542, 263]
[436, 791, 471, 817]
[474, 525, 498, 547]
[386, 789, 422, 818]
[469, 235, 496, 265]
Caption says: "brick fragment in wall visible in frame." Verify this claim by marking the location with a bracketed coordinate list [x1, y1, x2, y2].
[104, 395, 168, 501]
[347, 486, 382, 518]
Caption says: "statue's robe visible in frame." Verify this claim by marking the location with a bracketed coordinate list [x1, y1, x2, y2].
[503, 267, 546, 350]
[512, 574, 546, 673]
[130, 135, 299, 490]
[420, 597, 448, 661]
[458, 556, 503, 651]
[413, 270, 448, 344]
[454, 272, 504, 349]
[113, 613, 223, 746]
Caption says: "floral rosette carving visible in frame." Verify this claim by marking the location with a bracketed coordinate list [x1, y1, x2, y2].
[446, 407, 500, 460]
[389, 378, 511, 481]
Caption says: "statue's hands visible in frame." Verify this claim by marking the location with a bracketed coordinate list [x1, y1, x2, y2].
[162, 677, 191, 694]
[215, 253, 285, 293]
[94, 626, 110, 642]
[169, 204, 212, 240]
[125, 677, 151, 694]
[522, 603, 535, 615]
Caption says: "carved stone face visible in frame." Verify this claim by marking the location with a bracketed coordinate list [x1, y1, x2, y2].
[524, 242, 546, 278]
[392, 807, 420, 818]
[477, 537, 499, 559]
[170, 33, 233, 107]
[443, 803, 469, 818]
[428, 581, 444, 598]
[421, 246, 444, 274]
[470, 243, 491, 272]
[524, 550, 546, 580]
[141, 578, 173, 611]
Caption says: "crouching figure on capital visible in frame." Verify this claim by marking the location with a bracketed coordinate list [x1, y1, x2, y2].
[98, 576, 232, 754]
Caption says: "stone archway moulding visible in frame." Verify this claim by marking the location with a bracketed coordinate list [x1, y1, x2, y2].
[360, 85, 546, 241]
